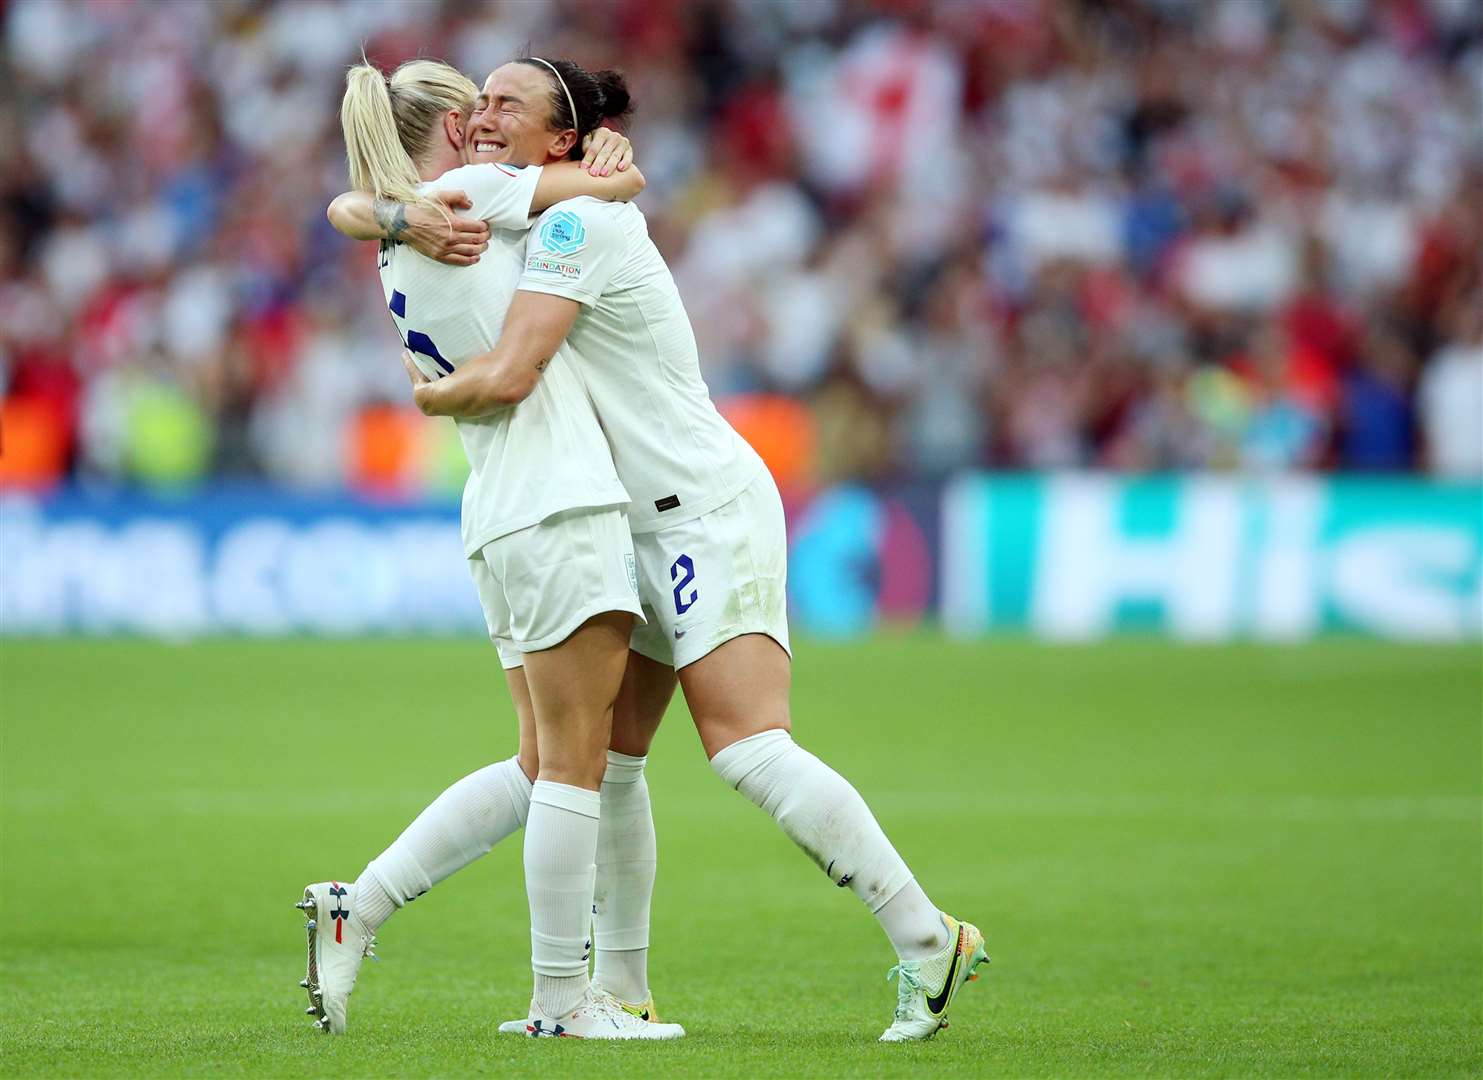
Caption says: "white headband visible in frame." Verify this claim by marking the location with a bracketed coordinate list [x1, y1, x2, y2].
[528, 56, 579, 136]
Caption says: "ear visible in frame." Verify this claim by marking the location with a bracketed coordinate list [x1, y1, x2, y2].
[548, 128, 577, 160]
[445, 109, 466, 150]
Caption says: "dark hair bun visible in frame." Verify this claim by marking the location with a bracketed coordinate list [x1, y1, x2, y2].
[595, 70, 633, 122]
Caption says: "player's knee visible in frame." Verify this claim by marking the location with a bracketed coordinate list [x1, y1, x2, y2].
[534, 734, 608, 789]
[610, 698, 664, 757]
[537, 756, 606, 790]
[697, 712, 791, 761]
[609, 723, 656, 758]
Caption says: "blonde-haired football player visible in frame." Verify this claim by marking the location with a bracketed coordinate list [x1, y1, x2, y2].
[303, 55, 683, 1041]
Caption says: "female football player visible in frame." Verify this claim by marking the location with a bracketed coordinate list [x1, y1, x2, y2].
[304, 55, 683, 1041]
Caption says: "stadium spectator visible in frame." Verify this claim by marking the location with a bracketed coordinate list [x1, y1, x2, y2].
[2, 0, 1480, 494]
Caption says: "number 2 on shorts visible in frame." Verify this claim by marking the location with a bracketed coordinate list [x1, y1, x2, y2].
[671, 554, 697, 615]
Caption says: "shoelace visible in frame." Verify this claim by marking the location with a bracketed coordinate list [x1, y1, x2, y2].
[560, 993, 620, 1031]
[885, 964, 926, 1021]
[349, 922, 379, 961]
[351, 913, 379, 960]
[589, 990, 643, 1027]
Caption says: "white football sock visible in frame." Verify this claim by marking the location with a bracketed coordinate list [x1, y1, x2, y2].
[709, 729, 949, 960]
[525, 780, 600, 1018]
[876, 881, 950, 961]
[592, 750, 656, 1004]
[354, 756, 532, 932]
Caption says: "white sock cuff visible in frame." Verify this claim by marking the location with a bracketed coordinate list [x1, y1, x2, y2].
[531, 934, 593, 978]
[602, 750, 647, 785]
[868, 867, 916, 914]
[530, 780, 601, 819]
[709, 727, 794, 788]
[359, 861, 420, 910]
[594, 927, 650, 952]
[500, 756, 534, 824]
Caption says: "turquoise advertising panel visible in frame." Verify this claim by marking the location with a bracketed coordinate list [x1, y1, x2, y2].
[938, 476, 1482, 641]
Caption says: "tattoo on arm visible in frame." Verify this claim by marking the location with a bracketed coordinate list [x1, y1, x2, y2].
[535, 357, 550, 372]
[372, 198, 409, 241]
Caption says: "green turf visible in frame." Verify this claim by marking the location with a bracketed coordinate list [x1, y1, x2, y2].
[1, 636, 1479, 1077]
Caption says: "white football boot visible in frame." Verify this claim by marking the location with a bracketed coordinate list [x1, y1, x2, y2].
[498, 991, 662, 1034]
[879, 913, 988, 1042]
[297, 881, 376, 1034]
[520, 987, 685, 1039]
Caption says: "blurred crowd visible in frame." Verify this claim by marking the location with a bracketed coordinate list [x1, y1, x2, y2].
[3, 0, 1481, 496]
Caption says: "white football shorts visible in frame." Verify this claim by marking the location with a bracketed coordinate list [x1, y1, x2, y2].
[468, 506, 644, 670]
[629, 469, 792, 671]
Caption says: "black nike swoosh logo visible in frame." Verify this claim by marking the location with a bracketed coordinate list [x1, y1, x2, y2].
[925, 927, 964, 1015]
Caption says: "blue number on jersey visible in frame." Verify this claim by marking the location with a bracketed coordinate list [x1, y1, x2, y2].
[389, 290, 453, 375]
[671, 554, 697, 615]
[406, 330, 452, 374]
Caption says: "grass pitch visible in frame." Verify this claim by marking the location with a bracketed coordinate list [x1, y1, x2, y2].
[1, 636, 1479, 1077]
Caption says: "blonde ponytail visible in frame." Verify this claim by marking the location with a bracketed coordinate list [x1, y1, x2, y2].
[339, 57, 478, 217]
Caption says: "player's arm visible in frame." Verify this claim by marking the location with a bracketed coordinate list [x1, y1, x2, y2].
[326, 131, 642, 265]
[326, 190, 489, 263]
[404, 202, 621, 414]
[325, 163, 643, 258]
[406, 291, 582, 417]
[528, 160, 644, 214]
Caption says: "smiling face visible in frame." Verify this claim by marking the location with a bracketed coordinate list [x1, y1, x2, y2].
[464, 63, 576, 168]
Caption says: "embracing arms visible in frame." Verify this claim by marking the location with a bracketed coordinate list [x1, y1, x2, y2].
[401, 290, 583, 416]
[327, 132, 641, 265]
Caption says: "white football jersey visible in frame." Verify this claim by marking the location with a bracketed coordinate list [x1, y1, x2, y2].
[379, 165, 628, 555]
[518, 198, 764, 535]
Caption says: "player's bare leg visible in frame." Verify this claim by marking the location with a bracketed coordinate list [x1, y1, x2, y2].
[522, 612, 632, 784]
[518, 612, 684, 1039]
[521, 611, 628, 1018]
[684, 633, 985, 1040]
[609, 650, 675, 758]
[499, 649, 673, 1034]
[679, 633, 791, 759]
[504, 666, 541, 787]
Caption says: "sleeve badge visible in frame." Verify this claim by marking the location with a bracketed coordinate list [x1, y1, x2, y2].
[539, 210, 587, 256]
